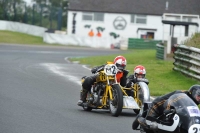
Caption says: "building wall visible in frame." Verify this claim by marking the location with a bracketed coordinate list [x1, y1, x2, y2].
[67, 11, 199, 41]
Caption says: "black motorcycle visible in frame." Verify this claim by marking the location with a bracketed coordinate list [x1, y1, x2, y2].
[133, 93, 200, 133]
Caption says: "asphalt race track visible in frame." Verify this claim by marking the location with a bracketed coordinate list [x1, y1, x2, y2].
[0, 44, 140, 133]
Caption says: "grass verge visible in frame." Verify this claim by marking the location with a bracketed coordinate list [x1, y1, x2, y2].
[70, 49, 200, 96]
[0, 30, 48, 45]
[0, 30, 96, 48]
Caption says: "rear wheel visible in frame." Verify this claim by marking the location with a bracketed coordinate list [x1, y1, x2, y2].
[109, 84, 123, 117]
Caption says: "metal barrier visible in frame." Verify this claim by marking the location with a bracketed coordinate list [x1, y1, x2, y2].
[173, 44, 200, 80]
[156, 43, 167, 60]
[128, 38, 162, 49]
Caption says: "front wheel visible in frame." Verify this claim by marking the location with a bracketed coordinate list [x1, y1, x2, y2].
[133, 109, 140, 114]
[109, 84, 123, 117]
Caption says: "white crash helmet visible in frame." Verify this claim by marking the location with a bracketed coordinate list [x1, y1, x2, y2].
[113, 55, 127, 70]
[134, 65, 146, 78]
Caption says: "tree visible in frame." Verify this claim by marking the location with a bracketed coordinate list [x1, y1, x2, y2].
[32, 0, 69, 30]
[1, 0, 23, 21]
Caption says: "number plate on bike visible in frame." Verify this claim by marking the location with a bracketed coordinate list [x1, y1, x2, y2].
[104, 64, 118, 76]
[123, 96, 140, 109]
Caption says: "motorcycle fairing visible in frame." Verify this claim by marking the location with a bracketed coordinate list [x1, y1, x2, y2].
[146, 114, 180, 132]
[167, 93, 200, 131]
[138, 82, 150, 102]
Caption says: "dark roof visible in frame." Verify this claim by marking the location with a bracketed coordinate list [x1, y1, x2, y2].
[162, 20, 199, 27]
[68, 0, 200, 16]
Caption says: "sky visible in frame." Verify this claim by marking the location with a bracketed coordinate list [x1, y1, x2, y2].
[23, 0, 34, 6]
[23, 0, 32, 4]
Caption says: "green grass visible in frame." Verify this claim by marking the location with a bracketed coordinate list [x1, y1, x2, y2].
[0, 30, 94, 48]
[0, 30, 48, 45]
[184, 33, 200, 48]
[70, 49, 200, 96]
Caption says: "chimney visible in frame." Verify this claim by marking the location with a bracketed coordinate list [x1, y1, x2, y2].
[166, 1, 169, 10]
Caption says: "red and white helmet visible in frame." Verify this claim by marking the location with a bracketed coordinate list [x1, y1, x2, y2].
[113, 55, 127, 70]
[134, 65, 146, 78]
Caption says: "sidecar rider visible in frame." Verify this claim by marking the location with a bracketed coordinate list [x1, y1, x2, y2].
[125, 65, 149, 96]
[132, 84, 200, 131]
[77, 55, 129, 106]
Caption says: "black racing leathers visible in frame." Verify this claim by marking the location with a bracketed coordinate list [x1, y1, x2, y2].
[146, 90, 188, 118]
[82, 65, 104, 92]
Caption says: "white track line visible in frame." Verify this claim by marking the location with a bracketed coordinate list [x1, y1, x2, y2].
[41, 63, 81, 85]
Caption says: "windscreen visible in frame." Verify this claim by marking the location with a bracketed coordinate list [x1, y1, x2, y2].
[166, 93, 200, 132]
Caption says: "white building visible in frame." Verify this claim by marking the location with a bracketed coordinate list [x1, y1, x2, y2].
[67, 0, 200, 51]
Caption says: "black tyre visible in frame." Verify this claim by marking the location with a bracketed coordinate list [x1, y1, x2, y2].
[132, 114, 140, 130]
[109, 84, 123, 117]
[83, 104, 92, 111]
[133, 109, 140, 114]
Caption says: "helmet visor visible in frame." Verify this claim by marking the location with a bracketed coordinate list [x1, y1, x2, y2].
[194, 89, 200, 104]
[195, 95, 200, 104]
[116, 63, 126, 70]
[135, 74, 145, 78]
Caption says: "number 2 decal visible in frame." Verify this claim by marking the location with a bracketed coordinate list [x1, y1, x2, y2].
[104, 64, 118, 76]
[193, 127, 198, 133]
[189, 124, 200, 133]
[111, 65, 117, 75]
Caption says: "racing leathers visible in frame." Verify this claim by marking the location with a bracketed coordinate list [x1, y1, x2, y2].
[125, 74, 149, 96]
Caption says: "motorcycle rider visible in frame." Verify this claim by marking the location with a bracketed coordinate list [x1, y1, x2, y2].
[77, 55, 129, 106]
[125, 65, 149, 96]
[132, 84, 200, 131]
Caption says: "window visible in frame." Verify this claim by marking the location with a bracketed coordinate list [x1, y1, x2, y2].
[131, 14, 147, 24]
[136, 15, 147, 24]
[175, 16, 181, 21]
[183, 16, 196, 22]
[94, 13, 104, 21]
[82, 12, 104, 22]
[82, 12, 93, 21]
[131, 14, 135, 23]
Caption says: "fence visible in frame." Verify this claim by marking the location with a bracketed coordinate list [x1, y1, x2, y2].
[173, 44, 200, 81]
[156, 43, 167, 60]
[128, 38, 162, 49]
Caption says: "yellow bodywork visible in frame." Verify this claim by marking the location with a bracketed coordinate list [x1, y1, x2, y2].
[82, 70, 117, 109]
